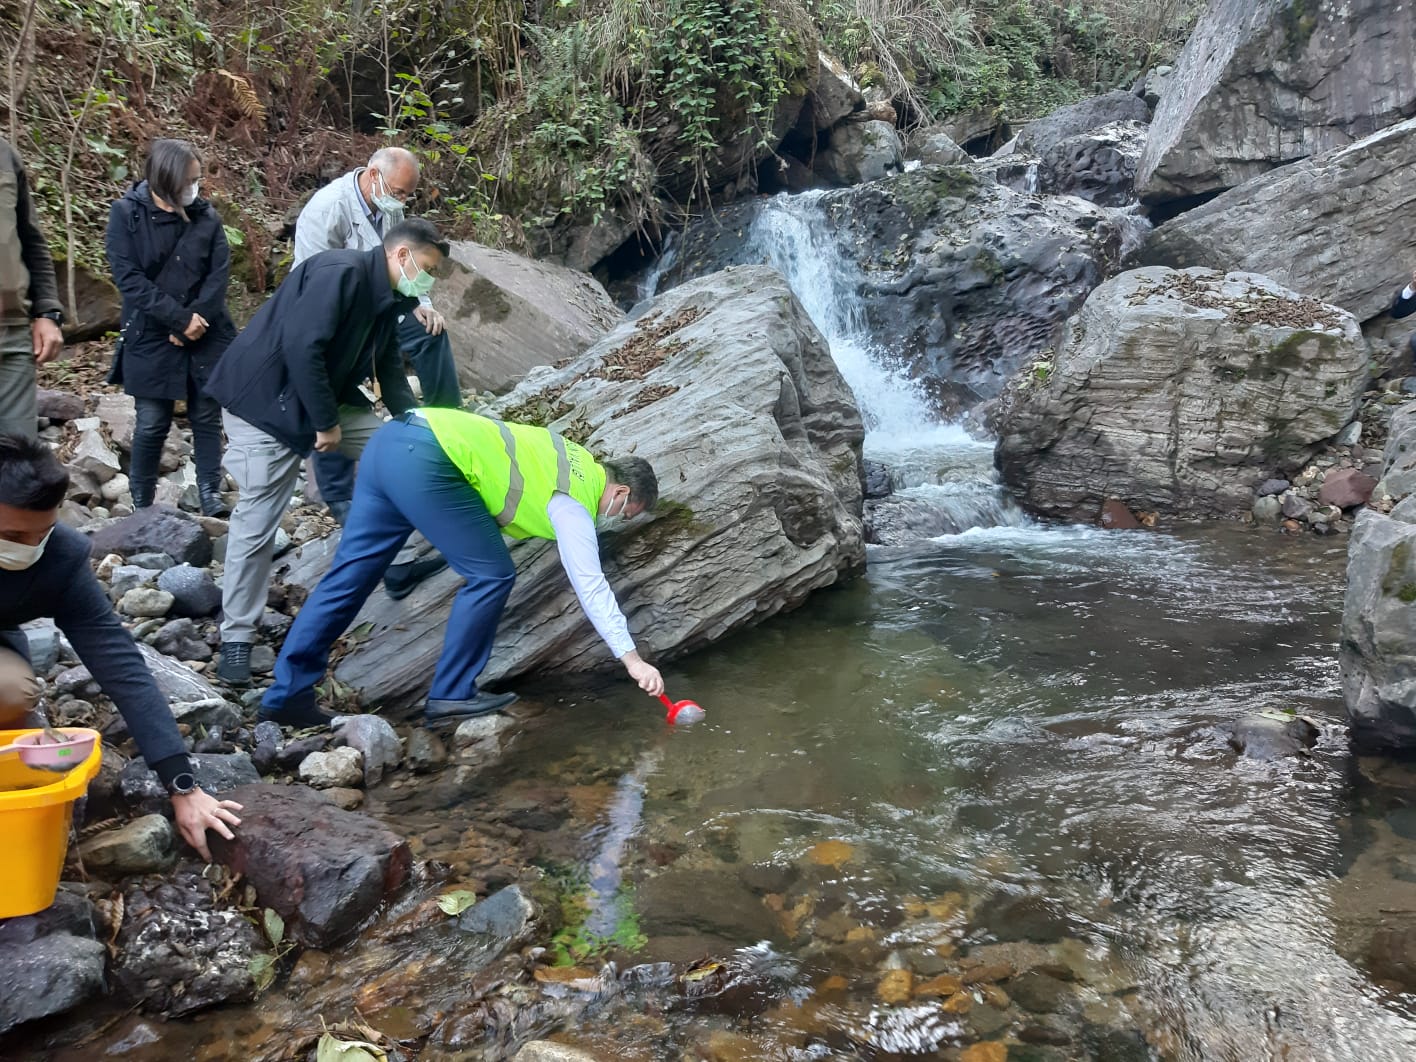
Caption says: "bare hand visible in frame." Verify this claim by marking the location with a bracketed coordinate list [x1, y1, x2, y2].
[622, 651, 665, 697]
[183, 313, 209, 341]
[413, 304, 445, 336]
[169, 334, 184, 346]
[171, 788, 243, 863]
[315, 426, 343, 452]
[32, 317, 63, 364]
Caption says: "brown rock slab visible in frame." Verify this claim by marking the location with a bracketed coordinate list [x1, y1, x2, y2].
[876, 968, 914, 1005]
[209, 783, 411, 947]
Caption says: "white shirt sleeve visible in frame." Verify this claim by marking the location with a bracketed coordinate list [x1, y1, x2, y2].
[547, 493, 636, 658]
[1403, 285, 1415, 301]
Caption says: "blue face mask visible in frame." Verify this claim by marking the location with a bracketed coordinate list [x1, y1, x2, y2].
[396, 254, 435, 299]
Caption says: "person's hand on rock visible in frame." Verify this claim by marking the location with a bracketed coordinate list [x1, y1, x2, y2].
[172, 788, 243, 862]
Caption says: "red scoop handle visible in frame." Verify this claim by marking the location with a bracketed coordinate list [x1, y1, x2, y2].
[657, 693, 676, 711]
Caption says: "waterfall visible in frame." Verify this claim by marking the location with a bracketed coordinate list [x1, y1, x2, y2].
[734, 192, 1028, 538]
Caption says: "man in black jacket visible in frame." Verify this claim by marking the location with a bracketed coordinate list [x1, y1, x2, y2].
[0, 433, 241, 861]
[205, 219, 449, 685]
[0, 138, 65, 437]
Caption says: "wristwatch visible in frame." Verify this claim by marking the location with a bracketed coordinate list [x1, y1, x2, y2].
[33, 309, 63, 325]
[167, 772, 198, 796]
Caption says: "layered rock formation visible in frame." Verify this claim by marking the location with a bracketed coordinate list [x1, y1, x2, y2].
[1137, 0, 1416, 206]
[280, 265, 866, 712]
[996, 267, 1368, 519]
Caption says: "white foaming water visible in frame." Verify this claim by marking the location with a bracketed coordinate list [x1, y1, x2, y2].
[737, 192, 1028, 537]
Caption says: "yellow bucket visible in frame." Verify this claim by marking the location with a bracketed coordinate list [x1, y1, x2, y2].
[0, 727, 103, 918]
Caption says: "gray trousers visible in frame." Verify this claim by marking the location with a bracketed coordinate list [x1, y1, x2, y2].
[0, 325, 37, 438]
[220, 407, 420, 643]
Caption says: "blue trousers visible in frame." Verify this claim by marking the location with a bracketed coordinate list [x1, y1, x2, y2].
[313, 313, 462, 506]
[264, 416, 515, 711]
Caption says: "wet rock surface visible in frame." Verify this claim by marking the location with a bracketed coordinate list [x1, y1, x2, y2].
[209, 783, 413, 947]
[111, 871, 264, 1017]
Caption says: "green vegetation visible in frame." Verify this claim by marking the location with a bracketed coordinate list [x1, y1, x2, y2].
[807, 0, 1200, 128]
[4, 0, 1198, 301]
[545, 869, 648, 966]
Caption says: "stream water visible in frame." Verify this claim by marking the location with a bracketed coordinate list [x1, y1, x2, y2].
[22, 192, 1416, 1060]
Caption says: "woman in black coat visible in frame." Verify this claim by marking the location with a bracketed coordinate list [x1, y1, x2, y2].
[105, 139, 236, 515]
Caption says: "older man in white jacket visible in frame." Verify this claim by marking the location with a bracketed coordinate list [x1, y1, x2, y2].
[293, 146, 460, 598]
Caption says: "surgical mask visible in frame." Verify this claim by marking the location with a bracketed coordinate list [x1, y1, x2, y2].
[370, 170, 406, 218]
[180, 180, 200, 206]
[396, 254, 435, 299]
[0, 527, 53, 572]
[596, 493, 630, 532]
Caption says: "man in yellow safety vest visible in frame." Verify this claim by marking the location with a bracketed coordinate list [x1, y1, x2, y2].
[258, 407, 664, 727]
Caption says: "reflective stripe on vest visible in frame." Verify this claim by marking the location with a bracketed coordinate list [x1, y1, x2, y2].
[492, 419, 572, 528]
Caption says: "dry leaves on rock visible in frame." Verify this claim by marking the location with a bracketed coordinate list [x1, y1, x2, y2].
[595, 305, 705, 382]
[1130, 272, 1345, 331]
[611, 383, 681, 419]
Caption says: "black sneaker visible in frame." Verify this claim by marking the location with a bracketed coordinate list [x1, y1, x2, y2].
[217, 641, 253, 686]
[423, 691, 518, 724]
[384, 556, 449, 601]
[258, 699, 335, 729]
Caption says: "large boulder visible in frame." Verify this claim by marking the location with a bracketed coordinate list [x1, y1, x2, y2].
[433, 241, 623, 395]
[1341, 405, 1416, 750]
[1037, 121, 1148, 207]
[1138, 0, 1416, 206]
[209, 784, 412, 947]
[1016, 89, 1151, 159]
[996, 267, 1369, 519]
[280, 266, 865, 712]
[817, 118, 904, 186]
[52, 256, 121, 342]
[803, 51, 864, 132]
[664, 166, 1143, 409]
[1137, 116, 1416, 324]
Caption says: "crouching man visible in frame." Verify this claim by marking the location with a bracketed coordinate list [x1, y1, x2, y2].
[259, 409, 665, 728]
[0, 433, 241, 860]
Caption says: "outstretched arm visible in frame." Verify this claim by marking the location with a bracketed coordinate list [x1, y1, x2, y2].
[547, 494, 664, 696]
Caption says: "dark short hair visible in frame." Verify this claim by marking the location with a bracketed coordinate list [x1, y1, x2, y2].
[603, 456, 658, 510]
[145, 138, 200, 221]
[0, 433, 70, 510]
[384, 217, 450, 259]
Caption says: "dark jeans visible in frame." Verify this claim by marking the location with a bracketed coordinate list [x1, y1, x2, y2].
[263, 416, 514, 711]
[313, 312, 461, 506]
[131, 388, 224, 493]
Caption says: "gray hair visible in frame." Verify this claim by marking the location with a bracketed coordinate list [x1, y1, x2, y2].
[368, 146, 420, 178]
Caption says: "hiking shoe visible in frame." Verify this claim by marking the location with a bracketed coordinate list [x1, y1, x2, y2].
[216, 641, 253, 686]
[258, 698, 335, 729]
[423, 691, 518, 724]
[384, 556, 449, 601]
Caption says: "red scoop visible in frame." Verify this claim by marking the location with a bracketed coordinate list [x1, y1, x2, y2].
[658, 693, 705, 725]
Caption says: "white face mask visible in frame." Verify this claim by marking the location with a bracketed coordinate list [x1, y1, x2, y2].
[0, 527, 54, 572]
[370, 170, 406, 218]
[596, 493, 631, 532]
[180, 180, 200, 206]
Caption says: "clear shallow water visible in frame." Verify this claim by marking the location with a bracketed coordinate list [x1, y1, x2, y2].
[487, 523, 1413, 1060]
